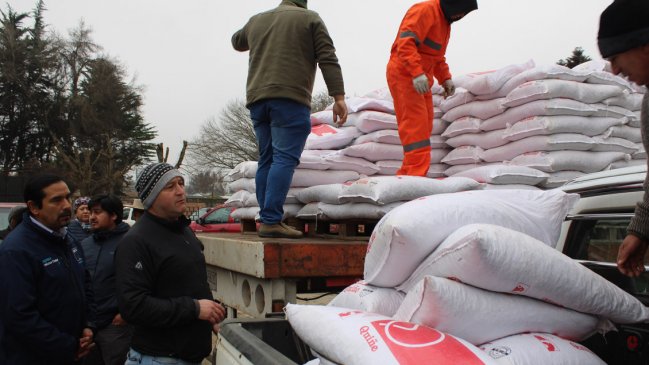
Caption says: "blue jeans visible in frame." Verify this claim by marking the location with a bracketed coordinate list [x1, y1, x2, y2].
[249, 98, 311, 224]
[124, 348, 201, 365]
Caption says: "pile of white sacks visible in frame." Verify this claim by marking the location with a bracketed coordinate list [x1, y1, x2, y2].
[287, 189, 649, 365]
[441, 59, 646, 188]
[224, 161, 481, 221]
[310, 87, 451, 178]
[224, 87, 464, 220]
[224, 59, 647, 220]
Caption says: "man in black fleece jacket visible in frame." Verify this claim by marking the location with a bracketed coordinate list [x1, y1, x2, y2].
[116, 163, 225, 365]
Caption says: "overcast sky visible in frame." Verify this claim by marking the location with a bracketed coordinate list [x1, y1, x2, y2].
[8, 0, 612, 163]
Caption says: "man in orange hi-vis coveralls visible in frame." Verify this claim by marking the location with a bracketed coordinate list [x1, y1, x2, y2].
[387, 0, 477, 176]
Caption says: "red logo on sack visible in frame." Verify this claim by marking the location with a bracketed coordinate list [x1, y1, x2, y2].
[367, 234, 376, 253]
[338, 310, 364, 318]
[533, 334, 558, 352]
[371, 320, 487, 364]
[345, 285, 361, 294]
[511, 283, 529, 294]
[311, 124, 337, 136]
[569, 341, 590, 352]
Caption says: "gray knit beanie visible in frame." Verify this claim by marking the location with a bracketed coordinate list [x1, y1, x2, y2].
[136, 163, 183, 209]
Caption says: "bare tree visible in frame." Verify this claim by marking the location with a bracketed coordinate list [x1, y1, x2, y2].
[311, 90, 334, 113]
[187, 99, 258, 171]
[186, 170, 225, 197]
[156, 140, 188, 168]
[187, 90, 332, 173]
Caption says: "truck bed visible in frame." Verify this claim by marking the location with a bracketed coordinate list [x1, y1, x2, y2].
[216, 318, 312, 365]
[198, 232, 367, 317]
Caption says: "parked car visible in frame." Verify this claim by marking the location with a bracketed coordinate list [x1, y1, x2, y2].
[557, 164, 649, 364]
[189, 205, 240, 233]
[189, 207, 212, 222]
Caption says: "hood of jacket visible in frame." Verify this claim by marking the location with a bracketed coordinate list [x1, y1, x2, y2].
[91, 221, 130, 242]
[283, 0, 307, 9]
[440, 0, 478, 23]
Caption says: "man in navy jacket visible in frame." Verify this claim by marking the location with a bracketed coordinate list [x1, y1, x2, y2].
[81, 194, 131, 365]
[0, 174, 95, 364]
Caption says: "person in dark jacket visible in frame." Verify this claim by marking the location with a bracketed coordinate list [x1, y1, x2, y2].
[598, 0, 649, 277]
[0, 205, 27, 242]
[116, 163, 225, 365]
[81, 194, 131, 365]
[68, 196, 92, 243]
[0, 174, 95, 365]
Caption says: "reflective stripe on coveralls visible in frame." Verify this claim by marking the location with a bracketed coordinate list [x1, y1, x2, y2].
[403, 139, 432, 153]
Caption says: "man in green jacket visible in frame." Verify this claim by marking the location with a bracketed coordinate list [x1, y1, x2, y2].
[232, 0, 348, 238]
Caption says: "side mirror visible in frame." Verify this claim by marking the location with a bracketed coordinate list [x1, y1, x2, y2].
[197, 217, 205, 225]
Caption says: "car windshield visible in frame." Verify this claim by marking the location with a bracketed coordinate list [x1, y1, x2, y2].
[204, 208, 233, 224]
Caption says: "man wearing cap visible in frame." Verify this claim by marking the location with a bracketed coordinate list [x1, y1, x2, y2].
[115, 163, 225, 365]
[598, 0, 649, 277]
[232, 0, 348, 238]
[387, 0, 477, 176]
[130, 198, 145, 222]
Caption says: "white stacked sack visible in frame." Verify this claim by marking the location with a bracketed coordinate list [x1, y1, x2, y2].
[295, 175, 480, 221]
[480, 333, 606, 365]
[286, 304, 499, 365]
[400, 223, 649, 324]
[364, 189, 578, 287]
[395, 275, 604, 345]
[327, 281, 405, 317]
[441, 60, 645, 189]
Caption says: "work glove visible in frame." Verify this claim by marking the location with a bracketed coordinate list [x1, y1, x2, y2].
[442, 79, 456, 99]
[412, 74, 430, 95]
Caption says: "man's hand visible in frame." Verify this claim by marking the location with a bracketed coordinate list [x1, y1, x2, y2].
[332, 95, 348, 127]
[112, 313, 126, 326]
[412, 74, 430, 95]
[212, 323, 221, 334]
[75, 328, 95, 360]
[197, 299, 226, 324]
[442, 79, 456, 99]
[618, 234, 649, 277]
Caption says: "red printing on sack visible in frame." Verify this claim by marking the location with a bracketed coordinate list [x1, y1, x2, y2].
[370, 320, 487, 364]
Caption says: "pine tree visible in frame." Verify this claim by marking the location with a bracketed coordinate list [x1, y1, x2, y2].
[557, 47, 592, 69]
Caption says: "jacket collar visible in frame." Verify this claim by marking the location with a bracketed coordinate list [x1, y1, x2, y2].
[281, 0, 307, 9]
[24, 213, 68, 245]
[144, 211, 190, 233]
[92, 222, 130, 241]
